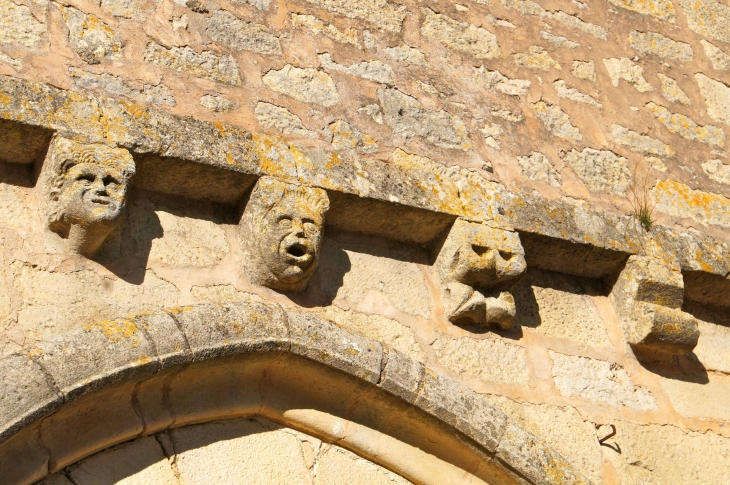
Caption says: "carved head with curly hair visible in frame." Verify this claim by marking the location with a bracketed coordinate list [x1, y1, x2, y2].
[240, 177, 329, 292]
[41, 136, 135, 257]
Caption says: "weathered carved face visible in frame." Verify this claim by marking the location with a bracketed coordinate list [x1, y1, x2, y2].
[241, 177, 329, 293]
[54, 161, 128, 229]
[39, 136, 135, 257]
[258, 198, 325, 285]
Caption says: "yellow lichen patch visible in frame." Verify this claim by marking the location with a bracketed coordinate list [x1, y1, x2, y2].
[608, 0, 676, 20]
[133, 355, 153, 365]
[251, 133, 299, 181]
[85, 319, 139, 342]
[647, 102, 724, 147]
[392, 149, 462, 214]
[652, 179, 730, 228]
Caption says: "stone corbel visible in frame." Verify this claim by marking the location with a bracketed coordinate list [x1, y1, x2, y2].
[435, 219, 526, 329]
[610, 255, 699, 358]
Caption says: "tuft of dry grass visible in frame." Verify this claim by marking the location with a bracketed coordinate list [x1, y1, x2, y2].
[626, 164, 656, 232]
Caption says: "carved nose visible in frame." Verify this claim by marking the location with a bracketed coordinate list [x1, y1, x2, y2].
[91, 179, 108, 194]
[495, 250, 526, 279]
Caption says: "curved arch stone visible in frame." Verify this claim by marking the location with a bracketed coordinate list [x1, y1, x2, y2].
[0, 295, 591, 485]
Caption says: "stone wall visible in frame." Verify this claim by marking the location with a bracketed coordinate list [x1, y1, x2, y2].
[1, 0, 730, 484]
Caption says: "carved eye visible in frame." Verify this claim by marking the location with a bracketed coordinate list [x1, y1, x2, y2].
[278, 216, 292, 228]
[103, 175, 120, 188]
[498, 251, 513, 261]
[302, 218, 317, 233]
[76, 173, 95, 183]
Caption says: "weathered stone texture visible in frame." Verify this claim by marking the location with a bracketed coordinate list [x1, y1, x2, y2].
[0, 183, 33, 230]
[100, 0, 147, 20]
[207, 10, 282, 55]
[603, 58, 653, 92]
[659, 376, 730, 422]
[608, 0, 676, 20]
[0, 0, 45, 47]
[610, 124, 674, 157]
[518, 152, 562, 187]
[653, 179, 730, 227]
[255, 102, 309, 136]
[554, 80, 601, 108]
[628, 30, 693, 60]
[701, 40, 730, 70]
[474, 67, 531, 97]
[327, 120, 378, 152]
[59, 5, 122, 64]
[143, 41, 242, 85]
[679, 0, 730, 45]
[69, 68, 176, 107]
[541, 31, 579, 49]
[319, 306, 423, 361]
[200, 94, 232, 112]
[421, 9, 500, 60]
[695, 74, 730, 125]
[531, 102, 581, 141]
[382, 45, 426, 65]
[319, 53, 393, 84]
[301, 0, 407, 33]
[657, 73, 690, 105]
[646, 102, 725, 147]
[550, 352, 657, 411]
[291, 13, 359, 46]
[514, 46, 561, 71]
[432, 335, 530, 385]
[378, 88, 470, 150]
[702, 158, 730, 184]
[263, 65, 339, 106]
[572, 60, 596, 82]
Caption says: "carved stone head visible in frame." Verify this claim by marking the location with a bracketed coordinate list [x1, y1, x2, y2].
[39, 136, 135, 257]
[241, 177, 330, 292]
[435, 219, 526, 329]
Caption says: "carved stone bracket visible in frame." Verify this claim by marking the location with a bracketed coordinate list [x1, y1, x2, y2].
[37, 136, 136, 258]
[435, 219, 526, 329]
[240, 177, 330, 293]
[610, 255, 699, 357]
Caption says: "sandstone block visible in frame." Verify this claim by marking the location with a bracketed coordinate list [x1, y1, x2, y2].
[421, 9, 500, 60]
[0, 428, 50, 485]
[657, 73, 690, 105]
[541, 30, 579, 49]
[550, 351, 657, 411]
[382, 45, 426, 65]
[301, 0, 407, 33]
[432, 334, 530, 385]
[531, 102, 581, 141]
[133, 311, 189, 369]
[70, 67, 176, 107]
[646, 102, 724, 147]
[100, 0, 147, 20]
[514, 46, 561, 71]
[319, 53, 393, 84]
[263, 65, 339, 106]
[199, 93, 232, 112]
[701, 40, 730, 70]
[554, 80, 601, 108]
[288, 310, 383, 384]
[679, 0, 730, 44]
[0, 0, 46, 48]
[551, 11, 606, 40]
[610, 124, 674, 157]
[327, 119, 378, 153]
[207, 10, 282, 55]
[378, 349, 424, 403]
[518, 152, 562, 187]
[59, 5, 122, 64]
[659, 375, 730, 422]
[572, 60, 596, 81]
[291, 13, 360, 46]
[255, 102, 309, 136]
[473, 67, 531, 97]
[603, 58, 653, 92]
[378, 87, 471, 150]
[696, 73, 730, 125]
[628, 30, 693, 60]
[563, 148, 631, 195]
[608, 0, 676, 20]
[144, 41, 242, 85]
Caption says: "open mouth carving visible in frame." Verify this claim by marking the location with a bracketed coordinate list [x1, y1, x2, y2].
[287, 243, 307, 258]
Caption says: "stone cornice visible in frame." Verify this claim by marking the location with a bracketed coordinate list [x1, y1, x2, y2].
[1, 75, 729, 305]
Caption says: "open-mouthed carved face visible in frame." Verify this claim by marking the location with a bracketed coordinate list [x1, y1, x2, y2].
[259, 200, 325, 285]
[57, 162, 128, 227]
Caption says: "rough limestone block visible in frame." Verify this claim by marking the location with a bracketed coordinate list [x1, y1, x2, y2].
[611, 255, 699, 356]
[143, 41, 242, 85]
[29, 317, 158, 400]
[207, 10, 282, 55]
[414, 369, 508, 453]
[0, 354, 60, 442]
[301, 0, 407, 33]
[58, 4, 123, 64]
[262, 65, 339, 106]
[378, 349, 425, 403]
[172, 300, 290, 361]
[497, 423, 591, 485]
[288, 309, 383, 384]
[435, 219, 526, 329]
[421, 9, 500, 60]
[0, 0, 46, 47]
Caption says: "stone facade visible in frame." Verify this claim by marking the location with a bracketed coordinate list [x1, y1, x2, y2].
[1, 0, 730, 483]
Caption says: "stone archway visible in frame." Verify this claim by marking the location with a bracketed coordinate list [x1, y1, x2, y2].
[0, 296, 590, 485]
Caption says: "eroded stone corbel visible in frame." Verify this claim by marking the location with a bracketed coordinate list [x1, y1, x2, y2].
[37, 136, 136, 258]
[435, 219, 526, 329]
[610, 255, 699, 358]
[240, 176, 330, 293]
